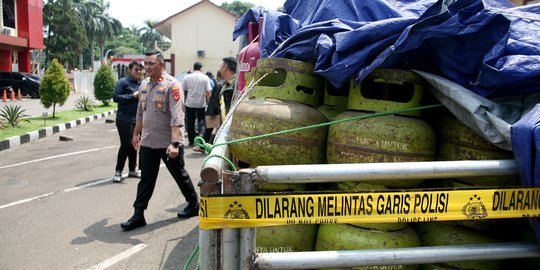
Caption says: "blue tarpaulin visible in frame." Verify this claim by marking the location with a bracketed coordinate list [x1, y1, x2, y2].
[234, 0, 540, 98]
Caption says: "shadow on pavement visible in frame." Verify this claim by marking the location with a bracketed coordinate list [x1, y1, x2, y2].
[161, 226, 199, 270]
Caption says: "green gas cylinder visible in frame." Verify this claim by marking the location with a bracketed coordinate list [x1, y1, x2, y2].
[435, 111, 519, 186]
[327, 69, 436, 188]
[256, 224, 319, 253]
[317, 80, 349, 121]
[414, 222, 505, 270]
[229, 58, 328, 167]
[316, 223, 421, 270]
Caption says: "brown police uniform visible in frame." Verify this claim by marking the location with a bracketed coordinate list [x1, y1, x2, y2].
[132, 71, 198, 210]
[137, 72, 185, 148]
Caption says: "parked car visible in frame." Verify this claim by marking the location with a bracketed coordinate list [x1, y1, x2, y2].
[0, 71, 41, 98]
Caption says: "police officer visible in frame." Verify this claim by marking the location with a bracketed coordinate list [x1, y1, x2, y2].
[121, 50, 199, 231]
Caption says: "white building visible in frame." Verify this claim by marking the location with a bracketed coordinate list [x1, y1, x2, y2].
[154, 0, 240, 76]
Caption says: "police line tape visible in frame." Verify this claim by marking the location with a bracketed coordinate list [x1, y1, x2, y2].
[199, 188, 540, 229]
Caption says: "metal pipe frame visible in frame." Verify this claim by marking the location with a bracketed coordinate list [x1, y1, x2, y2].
[240, 228, 256, 270]
[251, 242, 540, 269]
[200, 117, 233, 270]
[222, 229, 240, 270]
[199, 99, 533, 269]
[252, 159, 518, 184]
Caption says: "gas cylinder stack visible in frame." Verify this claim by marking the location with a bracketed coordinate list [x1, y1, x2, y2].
[317, 69, 433, 269]
[211, 59, 539, 269]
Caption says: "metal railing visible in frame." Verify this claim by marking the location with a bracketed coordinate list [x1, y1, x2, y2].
[198, 118, 540, 270]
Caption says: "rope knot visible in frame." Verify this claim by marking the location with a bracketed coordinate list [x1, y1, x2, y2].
[194, 136, 214, 153]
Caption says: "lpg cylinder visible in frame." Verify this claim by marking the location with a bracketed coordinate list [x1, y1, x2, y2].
[316, 223, 421, 270]
[435, 111, 519, 186]
[256, 224, 319, 253]
[237, 20, 261, 93]
[414, 222, 505, 270]
[327, 69, 436, 188]
[229, 58, 328, 167]
[317, 80, 349, 121]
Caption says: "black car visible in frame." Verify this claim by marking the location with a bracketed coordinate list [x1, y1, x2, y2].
[0, 71, 41, 98]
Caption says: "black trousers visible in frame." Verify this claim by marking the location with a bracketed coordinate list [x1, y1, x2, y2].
[202, 127, 214, 144]
[133, 146, 198, 210]
[185, 106, 206, 145]
[115, 119, 137, 172]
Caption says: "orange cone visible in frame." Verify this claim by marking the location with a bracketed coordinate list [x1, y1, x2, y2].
[10, 89, 15, 101]
[2, 89, 7, 102]
[16, 88, 22, 100]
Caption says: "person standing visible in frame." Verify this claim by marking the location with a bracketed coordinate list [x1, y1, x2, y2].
[219, 57, 237, 117]
[112, 60, 143, 182]
[181, 62, 212, 148]
[121, 50, 199, 231]
[193, 71, 222, 153]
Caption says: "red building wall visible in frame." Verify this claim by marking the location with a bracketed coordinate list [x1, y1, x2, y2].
[0, 0, 43, 72]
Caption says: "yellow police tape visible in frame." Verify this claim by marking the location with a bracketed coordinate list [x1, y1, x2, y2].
[199, 188, 540, 229]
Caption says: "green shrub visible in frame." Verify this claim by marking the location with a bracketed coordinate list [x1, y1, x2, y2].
[75, 96, 96, 111]
[93, 64, 115, 106]
[0, 104, 30, 128]
[40, 59, 71, 117]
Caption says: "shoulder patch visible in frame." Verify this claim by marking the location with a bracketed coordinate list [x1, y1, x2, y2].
[172, 86, 181, 101]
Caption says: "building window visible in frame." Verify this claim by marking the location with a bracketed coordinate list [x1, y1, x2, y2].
[2, 0, 15, 28]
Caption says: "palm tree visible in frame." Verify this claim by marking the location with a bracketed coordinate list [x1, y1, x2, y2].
[73, 0, 122, 70]
[72, 0, 95, 69]
[128, 25, 143, 36]
[140, 20, 164, 52]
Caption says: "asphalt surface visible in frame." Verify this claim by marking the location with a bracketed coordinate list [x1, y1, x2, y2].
[0, 109, 207, 269]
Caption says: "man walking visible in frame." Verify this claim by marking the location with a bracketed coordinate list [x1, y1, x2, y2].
[112, 60, 143, 182]
[121, 50, 199, 231]
[182, 62, 212, 148]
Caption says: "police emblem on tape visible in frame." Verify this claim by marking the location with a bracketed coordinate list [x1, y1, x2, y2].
[224, 201, 250, 219]
[462, 194, 488, 219]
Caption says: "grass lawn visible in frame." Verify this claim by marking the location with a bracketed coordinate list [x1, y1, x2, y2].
[0, 104, 117, 141]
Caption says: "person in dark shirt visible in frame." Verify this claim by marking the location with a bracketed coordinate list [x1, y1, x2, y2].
[112, 60, 143, 182]
[220, 57, 237, 116]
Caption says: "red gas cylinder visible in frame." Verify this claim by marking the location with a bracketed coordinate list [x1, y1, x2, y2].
[237, 21, 261, 93]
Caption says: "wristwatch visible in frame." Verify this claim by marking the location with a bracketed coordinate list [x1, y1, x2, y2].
[171, 141, 181, 148]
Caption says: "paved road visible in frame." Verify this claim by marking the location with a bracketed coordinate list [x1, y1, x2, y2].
[0, 114, 206, 270]
[0, 91, 93, 117]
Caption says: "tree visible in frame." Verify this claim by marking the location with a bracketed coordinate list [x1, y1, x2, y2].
[93, 0, 122, 65]
[128, 25, 143, 36]
[220, 1, 255, 17]
[40, 59, 71, 118]
[93, 64, 115, 106]
[73, 0, 122, 70]
[140, 20, 164, 52]
[43, 0, 87, 70]
[105, 28, 142, 57]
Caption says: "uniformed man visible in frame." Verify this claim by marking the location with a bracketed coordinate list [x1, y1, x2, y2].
[121, 50, 199, 231]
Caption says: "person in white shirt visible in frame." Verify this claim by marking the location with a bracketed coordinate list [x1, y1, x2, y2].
[181, 62, 212, 147]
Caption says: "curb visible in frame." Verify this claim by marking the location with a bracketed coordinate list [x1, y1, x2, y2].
[0, 109, 117, 152]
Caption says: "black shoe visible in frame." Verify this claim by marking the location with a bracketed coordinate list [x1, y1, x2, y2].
[120, 214, 147, 231]
[177, 204, 199, 218]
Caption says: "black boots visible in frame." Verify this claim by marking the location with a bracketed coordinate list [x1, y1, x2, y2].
[121, 208, 147, 231]
[177, 204, 199, 218]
